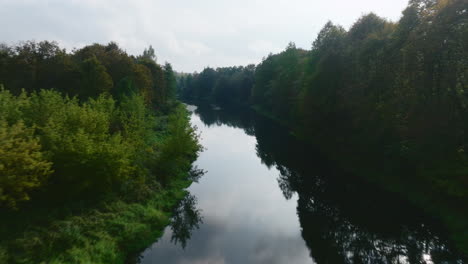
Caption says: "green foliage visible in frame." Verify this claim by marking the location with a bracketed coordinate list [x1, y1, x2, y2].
[0, 39, 202, 263]
[131, 63, 153, 105]
[312, 21, 346, 51]
[178, 65, 255, 106]
[164, 63, 177, 101]
[0, 179, 190, 264]
[140, 45, 157, 62]
[0, 119, 52, 208]
[0, 41, 177, 110]
[41, 97, 132, 194]
[79, 56, 113, 98]
[0, 89, 130, 199]
[156, 105, 201, 185]
[0, 87, 202, 203]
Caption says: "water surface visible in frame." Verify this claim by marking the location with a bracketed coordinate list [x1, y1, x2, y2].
[138, 104, 464, 264]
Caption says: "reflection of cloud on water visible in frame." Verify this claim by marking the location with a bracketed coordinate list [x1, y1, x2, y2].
[140, 216, 312, 264]
[139, 114, 312, 263]
[139, 104, 465, 264]
[184, 104, 198, 113]
[179, 256, 226, 264]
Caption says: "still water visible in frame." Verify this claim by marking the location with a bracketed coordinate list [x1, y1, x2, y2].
[138, 104, 465, 264]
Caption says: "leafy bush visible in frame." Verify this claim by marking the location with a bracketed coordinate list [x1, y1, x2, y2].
[155, 105, 201, 184]
[0, 86, 202, 207]
[0, 119, 52, 208]
[31, 92, 134, 194]
[0, 89, 145, 203]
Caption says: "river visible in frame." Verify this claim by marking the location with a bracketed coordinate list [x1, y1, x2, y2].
[137, 104, 464, 264]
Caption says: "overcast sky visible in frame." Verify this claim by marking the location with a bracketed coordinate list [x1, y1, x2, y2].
[0, 0, 409, 72]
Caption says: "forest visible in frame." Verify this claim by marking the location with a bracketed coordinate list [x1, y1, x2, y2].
[0, 0, 467, 262]
[0, 41, 201, 263]
[178, 0, 468, 252]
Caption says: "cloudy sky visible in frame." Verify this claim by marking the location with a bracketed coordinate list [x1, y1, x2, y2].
[0, 0, 409, 72]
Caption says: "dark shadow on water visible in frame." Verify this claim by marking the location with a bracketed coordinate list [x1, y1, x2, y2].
[194, 103, 256, 136]
[191, 103, 466, 264]
[134, 103, 466, 263]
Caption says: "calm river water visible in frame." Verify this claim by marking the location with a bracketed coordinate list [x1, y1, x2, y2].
[137, 104, 464, 264]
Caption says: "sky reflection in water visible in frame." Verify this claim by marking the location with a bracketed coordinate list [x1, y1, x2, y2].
[138, 105, 465, 264]
[139, 107, 312, 264]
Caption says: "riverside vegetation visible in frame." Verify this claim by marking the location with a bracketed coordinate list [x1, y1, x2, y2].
[177, 0, 468, 255]
[0, 42, 201, 263]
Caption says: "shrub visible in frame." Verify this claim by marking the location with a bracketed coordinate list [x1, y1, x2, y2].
[0, 119, 52, 208]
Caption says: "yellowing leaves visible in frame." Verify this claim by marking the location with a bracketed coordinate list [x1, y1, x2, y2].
[0, 119, 52, 208]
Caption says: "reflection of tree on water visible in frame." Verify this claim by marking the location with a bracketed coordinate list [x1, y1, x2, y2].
[292, 169, 463, 264]
[163, 165, 205, 249]
[188, 165, 206, 183]
[193, 103, 466, 264]
[131, 192, 203, 264]
[170, 194, 203, 249]
[194, 103, 256, 136]
[255, 118, 465, 264]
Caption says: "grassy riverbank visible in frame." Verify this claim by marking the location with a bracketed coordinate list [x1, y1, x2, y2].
[0, 176, 192, 264]
[0, 103, 200, 264]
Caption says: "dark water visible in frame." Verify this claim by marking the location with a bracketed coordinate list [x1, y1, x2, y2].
[137, 104, 465, 264]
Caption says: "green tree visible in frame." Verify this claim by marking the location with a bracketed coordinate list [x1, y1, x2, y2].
[79, 56, 113, 98]
[0, 119, 52, 208]
[141, 45, 157, 62]
[164, 62, 177, 101]
[312, 21, 346, 52]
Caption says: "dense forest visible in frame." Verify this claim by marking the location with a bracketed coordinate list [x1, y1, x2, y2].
[178, 0, 468, 253]
[0, 0, 467, 262]
[0, 41, 201, 263]
[178, 65, 255, 106]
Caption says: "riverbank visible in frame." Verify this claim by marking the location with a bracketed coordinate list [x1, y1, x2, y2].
[0, 178, 191, 264]
[0, 41, 203, 264]
[0, 104, 201, 264]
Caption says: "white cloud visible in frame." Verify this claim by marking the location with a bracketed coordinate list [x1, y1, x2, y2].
[0, 0, 409, 72]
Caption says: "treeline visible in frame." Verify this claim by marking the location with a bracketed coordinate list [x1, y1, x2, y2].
[0, 42, 177, 110]
[179, 0, 468, 200]
[0, 42, 201, 263]
[178, 65, 255, 106]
